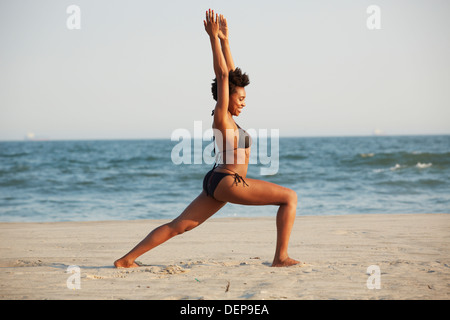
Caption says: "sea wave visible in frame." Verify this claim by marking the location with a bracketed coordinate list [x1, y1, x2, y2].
[416, 162, 432, 169]
[373, 162, 434, 173]
[360, 153, 375, 158]
[375, 178, 446, 188]
[390, 164, 404, 171]
[344, 151, 449, 168]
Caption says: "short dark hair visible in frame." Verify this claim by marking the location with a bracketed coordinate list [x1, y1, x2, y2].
[211, 67, 250, 101]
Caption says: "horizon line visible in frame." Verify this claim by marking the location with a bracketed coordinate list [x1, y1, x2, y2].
[1, 132, 449, 142]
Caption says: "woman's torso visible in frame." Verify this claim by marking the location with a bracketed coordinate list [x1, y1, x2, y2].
[212, 120, 252, 177]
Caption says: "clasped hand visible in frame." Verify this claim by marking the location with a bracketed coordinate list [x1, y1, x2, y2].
[204, 9, 229, 40]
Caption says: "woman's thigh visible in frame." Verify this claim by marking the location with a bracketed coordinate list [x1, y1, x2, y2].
[213, 176, 296, 206]
[171, 191, 227, 231]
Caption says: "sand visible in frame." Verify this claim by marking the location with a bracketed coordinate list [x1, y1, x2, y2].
[0, 214, 449, 300]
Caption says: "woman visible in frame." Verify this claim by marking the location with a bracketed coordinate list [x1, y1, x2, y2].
[114, 9, 299, 268]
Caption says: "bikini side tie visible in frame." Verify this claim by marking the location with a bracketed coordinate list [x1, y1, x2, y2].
[233, 173, 249, 187]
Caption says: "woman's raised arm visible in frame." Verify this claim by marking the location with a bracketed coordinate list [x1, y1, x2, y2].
[204, 10, 228, 78]
[204, 9, 229, 124]
[218, 14, 235, 72]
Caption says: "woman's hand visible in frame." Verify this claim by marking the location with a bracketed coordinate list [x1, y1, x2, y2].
[204, 9, 220, 38]
[218, 14, 229, 41]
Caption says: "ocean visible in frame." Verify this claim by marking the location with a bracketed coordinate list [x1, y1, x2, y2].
[0, 135, 449, 222]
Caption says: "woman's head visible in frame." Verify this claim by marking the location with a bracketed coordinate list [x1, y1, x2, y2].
[211, 68, 250, 116]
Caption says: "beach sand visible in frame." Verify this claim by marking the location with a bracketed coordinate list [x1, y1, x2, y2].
[0, 214, 449, 300]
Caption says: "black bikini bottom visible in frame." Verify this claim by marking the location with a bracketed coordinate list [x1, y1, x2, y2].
[203, 168, 249, 200]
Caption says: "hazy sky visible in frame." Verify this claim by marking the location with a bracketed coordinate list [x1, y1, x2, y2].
[1, 0, 449, 140]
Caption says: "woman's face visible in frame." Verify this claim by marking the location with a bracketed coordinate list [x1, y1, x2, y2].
[228, 87, 246, 116]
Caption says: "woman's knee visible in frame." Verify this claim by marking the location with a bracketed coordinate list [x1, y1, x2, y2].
[285, 188, 298, 207]
[168, 220, 197, 236]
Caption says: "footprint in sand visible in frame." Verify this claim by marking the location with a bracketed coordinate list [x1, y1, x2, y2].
[114, 264, 190, 276]
[10, 259, 44, 267]
[160, 265, 189, 275]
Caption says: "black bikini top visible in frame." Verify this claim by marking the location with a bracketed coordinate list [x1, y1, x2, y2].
[235, 123, 252, 150]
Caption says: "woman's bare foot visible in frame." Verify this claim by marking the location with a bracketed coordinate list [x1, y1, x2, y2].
[271, 257, 301, 267]
[114, 258, 140, 268]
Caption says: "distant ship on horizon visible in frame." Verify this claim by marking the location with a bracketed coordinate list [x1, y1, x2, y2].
[373, 128, 386, 136]
[24, 132, 49, 141]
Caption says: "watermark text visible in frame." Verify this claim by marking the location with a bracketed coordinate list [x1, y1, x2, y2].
[171, 121, 279, 175]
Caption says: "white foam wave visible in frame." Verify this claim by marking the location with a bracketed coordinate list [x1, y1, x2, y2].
[390, 164, 403, 171]
[360, 153, 375, 158]
[374, 162, 433, 173]
[416, 162, 432, 169]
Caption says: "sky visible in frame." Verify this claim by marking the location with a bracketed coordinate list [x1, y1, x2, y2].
[0, 0, 449, 140]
